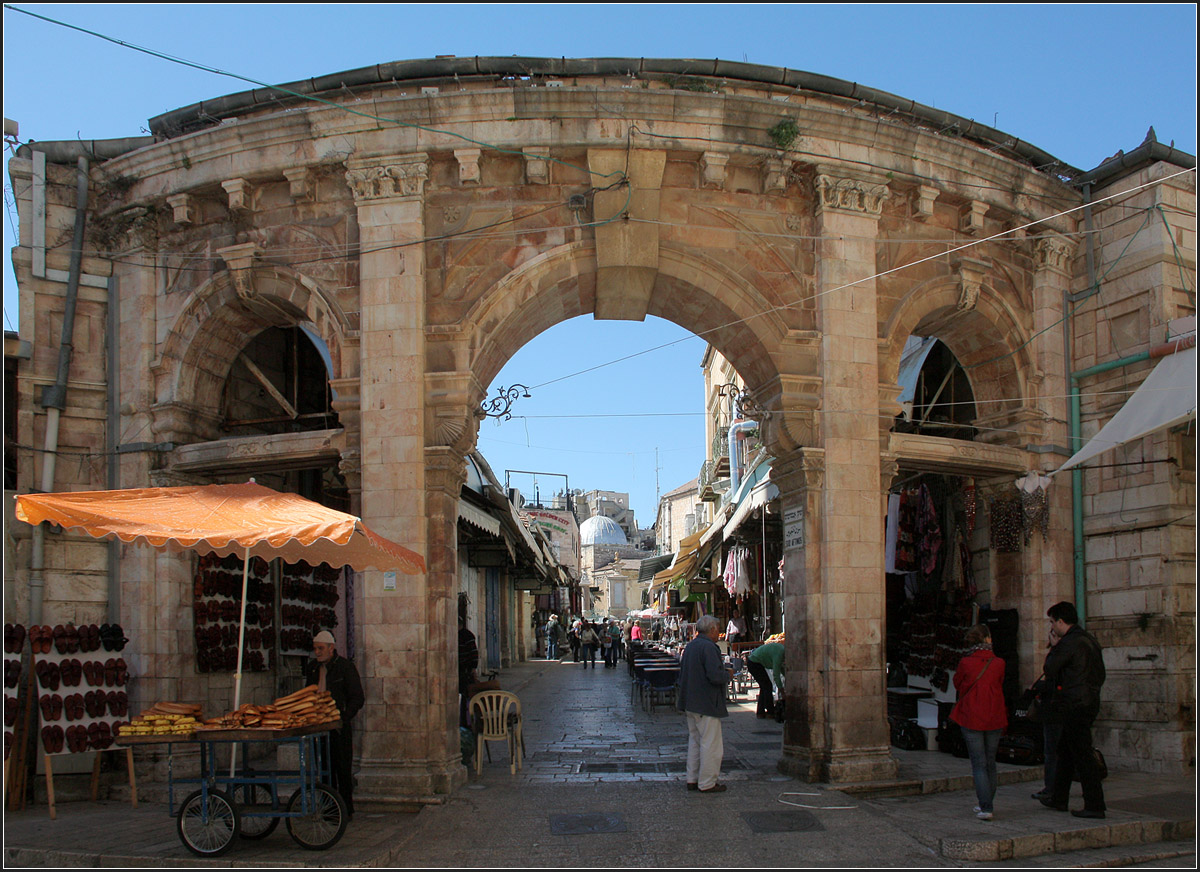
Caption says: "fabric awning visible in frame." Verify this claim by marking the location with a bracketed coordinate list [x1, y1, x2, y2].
[1056, 344, 1196, 473]
[458, 500, 502, 537]
[650, 523, 710, 592]
[15, 482, 425, 574]
[723, 479, 779, 541]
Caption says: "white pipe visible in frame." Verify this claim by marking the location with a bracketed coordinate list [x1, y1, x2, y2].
[727, 419, 758, 496]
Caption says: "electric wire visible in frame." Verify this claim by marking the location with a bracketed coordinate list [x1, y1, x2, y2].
[5, 4, 1194, 438]
[2, 4, 626, 187]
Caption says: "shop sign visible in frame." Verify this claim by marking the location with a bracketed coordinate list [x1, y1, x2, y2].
[688, 582, 714, 593]
[783, 504, 805, 550]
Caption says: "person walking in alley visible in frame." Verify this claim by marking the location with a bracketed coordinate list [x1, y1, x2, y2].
[304, 630, 365, 816]
[545, 614, 560, 660]
[568, 618, 581, 662]
[606, 619, 623, 668]
[747, 640, 784, 719]
[579, 620, 600, 669]
[1040, 601, 1108, 819]
[677, 614, 732, 793]
[458, 613, 480, 728]
[949, 624, 1007, 821]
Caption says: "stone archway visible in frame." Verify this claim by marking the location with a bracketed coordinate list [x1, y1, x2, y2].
[152, 263, 357, 447]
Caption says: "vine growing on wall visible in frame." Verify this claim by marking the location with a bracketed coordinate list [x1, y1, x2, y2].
[768, 118, 800, 151]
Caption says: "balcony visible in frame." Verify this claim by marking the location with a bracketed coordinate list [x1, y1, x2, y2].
[698, 460, 717, 502]
[711, 429, 730, 478]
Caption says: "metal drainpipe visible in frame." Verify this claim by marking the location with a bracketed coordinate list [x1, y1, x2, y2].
[1068, 182, 1098, 624]
[106, 274, 120, 622]
[727, 419, 758, 496]
[28, 156, 89, 624]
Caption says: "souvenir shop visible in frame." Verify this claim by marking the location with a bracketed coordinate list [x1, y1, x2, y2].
[884, 468, 1050, 754]
[709, 512, 784, 646]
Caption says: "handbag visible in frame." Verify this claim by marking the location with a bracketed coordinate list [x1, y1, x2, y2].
[1015, 674, 1046, 722]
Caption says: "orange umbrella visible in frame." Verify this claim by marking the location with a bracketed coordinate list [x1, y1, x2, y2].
[15, 481, 425, 762]
[14, 481, 424, 575]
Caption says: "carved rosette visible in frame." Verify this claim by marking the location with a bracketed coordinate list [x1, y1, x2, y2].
[814, 174, 890, 216]
[345, 156, 430, 202]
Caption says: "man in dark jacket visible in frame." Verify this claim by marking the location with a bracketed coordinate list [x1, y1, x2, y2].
[1039, 602, 1107, 818]
[304, 630, 365, 816]
[677, 615, 732, 793]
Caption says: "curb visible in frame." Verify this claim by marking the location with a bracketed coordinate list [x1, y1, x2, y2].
[939, 817, 1196, 861]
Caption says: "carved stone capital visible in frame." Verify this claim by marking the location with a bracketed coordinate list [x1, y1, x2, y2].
[913, 185, 939, 221]
[1034, 234, 1076, 275]
[283, 167, 313, 202]
[216, 242, 261, 301]
[523, 147, 550, 184]
[880, 453, 901, 490]
[700, 152, 729, 189]
[763, 157, 790, 193]
[345, 155, 429, 202]
[814, 173, 889, 216]
[166, 193, 195, 225]
[959, 200, 989, 236]
[454, 149, 482, 185]
[221, 178, 253, 213]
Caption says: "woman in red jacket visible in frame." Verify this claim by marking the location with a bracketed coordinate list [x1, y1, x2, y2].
[950, 624, 1008, 820]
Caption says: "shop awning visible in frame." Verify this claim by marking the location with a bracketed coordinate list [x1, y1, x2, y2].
[458, 499, 502, 537]
[1056, 344, 1196, 474]
[651, 525, 709, 592]
[723, 460, 778, 541]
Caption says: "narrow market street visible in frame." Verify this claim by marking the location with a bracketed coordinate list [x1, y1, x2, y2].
[3, 650, 1194, 868]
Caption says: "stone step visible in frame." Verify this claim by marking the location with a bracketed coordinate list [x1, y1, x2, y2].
[938, 815, 1195, 862]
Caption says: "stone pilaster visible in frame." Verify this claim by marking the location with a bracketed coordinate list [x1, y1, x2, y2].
[777, 167, 897, 784]
[344, 153, 462, 798]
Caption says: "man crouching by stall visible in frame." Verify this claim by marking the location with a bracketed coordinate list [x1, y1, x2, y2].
[305, 630, 365, 817]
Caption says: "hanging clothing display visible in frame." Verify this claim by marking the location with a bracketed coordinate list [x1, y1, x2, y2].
[989, 498, 1023, 552]
[884, 493, 901, 574]
[894, 489, 919, 572]
[916, 484, 942, 577]
[723, 545, 753, 598]
[1015, 473, 1051, 545]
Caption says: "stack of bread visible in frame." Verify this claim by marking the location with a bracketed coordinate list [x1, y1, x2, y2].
[118, 702, 203, 737]
[765, 632, 786, 644]
[195, 685, 340, 731]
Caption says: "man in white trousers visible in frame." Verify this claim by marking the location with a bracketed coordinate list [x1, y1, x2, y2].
[677, 614, 732, 793]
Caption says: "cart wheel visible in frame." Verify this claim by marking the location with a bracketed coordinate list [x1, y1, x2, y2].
[237, 783, 280, 840]
[285, 783, 347, 850]
[177, 788, 239, 857]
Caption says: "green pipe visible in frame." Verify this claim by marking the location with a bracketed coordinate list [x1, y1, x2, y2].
[1068, 351, 1148, 625]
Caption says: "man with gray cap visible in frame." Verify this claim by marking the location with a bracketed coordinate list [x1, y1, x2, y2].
[304, 630, 365, 815]
[677, 614, 732, 793]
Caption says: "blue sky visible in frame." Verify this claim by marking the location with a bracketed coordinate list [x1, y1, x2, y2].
[3, 3, 1196, 524]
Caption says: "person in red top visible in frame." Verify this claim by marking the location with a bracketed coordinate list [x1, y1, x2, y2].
[950, 624, 1008, 820]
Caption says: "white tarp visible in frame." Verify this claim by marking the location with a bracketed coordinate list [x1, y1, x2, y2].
[1056, 344, 1196, 473]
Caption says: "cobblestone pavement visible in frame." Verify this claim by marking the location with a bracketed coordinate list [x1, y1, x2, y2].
[506, 651, 784, 786]
[2, 651, 1195, 867]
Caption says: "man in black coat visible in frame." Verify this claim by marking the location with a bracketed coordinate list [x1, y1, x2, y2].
[1039, 602, 1107, 819]
[304, 630, 365, 816]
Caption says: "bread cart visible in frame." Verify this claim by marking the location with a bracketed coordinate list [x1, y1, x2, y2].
[118, 720, 346, 857]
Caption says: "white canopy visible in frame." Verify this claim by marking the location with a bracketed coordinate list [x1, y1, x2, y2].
[1056, 344, 1196, 474]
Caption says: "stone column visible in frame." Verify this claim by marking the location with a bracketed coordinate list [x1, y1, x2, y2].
[344, 154, 462, 798]
[1023, 233, 1077, 654]
[778, 169, 897, 783]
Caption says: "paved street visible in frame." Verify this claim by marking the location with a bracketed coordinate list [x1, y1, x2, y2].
[3, 651, 1195, 867]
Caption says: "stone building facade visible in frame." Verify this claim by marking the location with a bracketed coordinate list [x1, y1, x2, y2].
[7, 58, 1194, 797]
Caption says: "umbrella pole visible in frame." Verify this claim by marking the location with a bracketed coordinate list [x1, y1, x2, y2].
[230, 547, 251, 779]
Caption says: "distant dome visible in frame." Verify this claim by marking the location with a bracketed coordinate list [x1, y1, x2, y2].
[580, 514, 627, 546]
